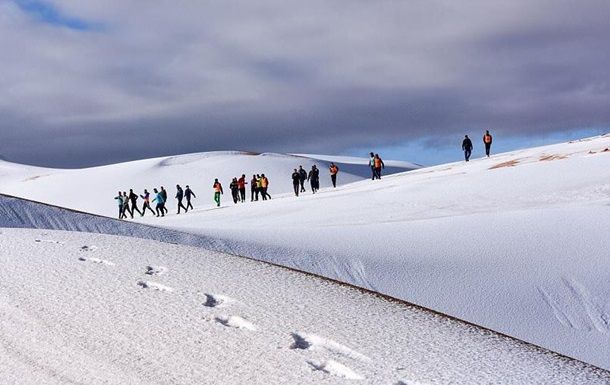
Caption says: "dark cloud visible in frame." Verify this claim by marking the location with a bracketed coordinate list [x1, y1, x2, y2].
[1, 0, 609, 167]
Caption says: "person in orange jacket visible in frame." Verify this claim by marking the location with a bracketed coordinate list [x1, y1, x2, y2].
[213, 178, 223, 207]
[329, 163, 339, 188]
[373, 154, 384, 180]
[483, 130, 493, 157]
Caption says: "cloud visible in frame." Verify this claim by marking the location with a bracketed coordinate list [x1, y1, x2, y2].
[0, 0, 609, 167]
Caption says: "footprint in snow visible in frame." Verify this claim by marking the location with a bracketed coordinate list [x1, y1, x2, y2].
[145, 266, 167, 276]
[137, 281, 174, 292]
[307, 360, 363, 380]
[80, 245, 98, 252]
[203, 293, 235, 308]
[291, 332, 371, 362]
[215, 315, 257, 331]
[35, 239, 63, 244]
[78, 257, 115, 266]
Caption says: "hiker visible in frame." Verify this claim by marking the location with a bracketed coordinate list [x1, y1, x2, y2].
[185, 185, 196, 210]
[175, 184, 188, 214]
[292, 169, 301, 196]
[308, 165, 320, 193]
[213, 178, 223, 207]
[369, 152, 376, 180]
[483, 130, 493, 157]
[129, 189, 142, 217]
[329, 163, 339, 188]
[152, 188, 165, 217]
[140, 189, 156, 216]
[462, 135, 473, 162]
[160, 186, 168, 214]
[122, 191, 132, 219]
[250, 174, 258, 201]
[373, 154, 385, 179]
[230, 178, 239, 204]
[238, 175, 247, 202]
[298, 166, 307, 193]
[260, 173, 271, 200]
[114, 191, 125, 219]
[256, 175, 264, 200]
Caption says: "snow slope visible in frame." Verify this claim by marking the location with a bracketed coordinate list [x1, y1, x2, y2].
[1, 227, 608, 384]
[0, 151, 417, 218]
[1, 135, 609, 370]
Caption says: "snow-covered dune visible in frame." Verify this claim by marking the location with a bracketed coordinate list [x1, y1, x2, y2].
[0, 152, 416, 218]
[0, 222, 608, 383]
[1, 136, 609, 370]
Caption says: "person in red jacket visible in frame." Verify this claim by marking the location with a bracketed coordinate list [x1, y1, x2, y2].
[237, 174, 247, 202]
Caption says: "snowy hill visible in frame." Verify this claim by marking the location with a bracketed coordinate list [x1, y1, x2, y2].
[1, 136, 610, 371]
[0, 151, 417, 218]
[0, 201, 608, 383]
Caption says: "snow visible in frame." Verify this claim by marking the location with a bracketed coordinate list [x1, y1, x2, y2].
[0, 227, 607, 384]
[1, 135, 610, 372]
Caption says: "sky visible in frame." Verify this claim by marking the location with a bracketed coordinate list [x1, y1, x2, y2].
[1, 0, 609, 168]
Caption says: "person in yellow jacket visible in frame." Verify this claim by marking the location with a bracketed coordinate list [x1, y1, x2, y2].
[260, 174, 271, 200]
[213, 178, 223, 207]
[329, 163, 339, 188]
[483, 130, 493, 157]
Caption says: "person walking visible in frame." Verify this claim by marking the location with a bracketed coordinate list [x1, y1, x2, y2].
[373, 154, 385, 180]
[260, 174, 271, 200]
[152, 188, 165, 217]
[462, 135, 473, 161]
[308, 165, 320, 193]
[298, 166, 307, 193]
[140, 189, 156, 216]
[122, 191, 133, 219]
[230, 178, 240, 204]
[128, 189, 143, 217]
[114, 191, 125, 219]
[292, 169, 301, 196]
[329, 163, 339, 188]
[175, 184, 188, 214]
[160, 186, 169, 214]
[250, 174, 258, 201]
[369, 152, 376, 180]
[213, 178, 223, 207]
[483, 130, 493, 157]
[238, 175, 247, 202]
[185, 185, 196, 210]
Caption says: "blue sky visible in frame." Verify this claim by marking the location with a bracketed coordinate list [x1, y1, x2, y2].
[13, 0, 99, 31]
[1, 1, 610, 167]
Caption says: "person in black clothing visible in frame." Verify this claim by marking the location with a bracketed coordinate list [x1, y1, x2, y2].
[369, 152, 375, 180]
[175, 184, 188, 214]
[462, 135, 473, 161]
[140, 189, 156, 216]
[292, 169, 301, 196]
[230, 178, 240, 204]
[185, 185, 196, 210]
[160, 186, 168, 214]
[298, 166, 307, 193]
[308, 165, 320, 194]
[250, 174, 258, 201]
[128, 189, 143, 217]
[483, 130, 493, 157]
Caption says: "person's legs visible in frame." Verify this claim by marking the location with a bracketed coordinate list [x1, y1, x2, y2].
[331, 174, 337, 187]
[293, 183, 299, 196]
[264, 188, 271, 199]
[155, 204, 161, 217]
[214, 192, 221, 206]
[485, 143, 491, 157]
[371, 167, 375, 180]
[118, 206, 123, 219]
[300, 180, 305, 193]
[186, 199, 193, 210]
[132, 202, 142, 216]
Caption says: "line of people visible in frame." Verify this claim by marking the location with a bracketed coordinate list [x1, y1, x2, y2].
[462, 130, 493, 162]
[291, 162, 340, 197]
[114, 185, 196, 219]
